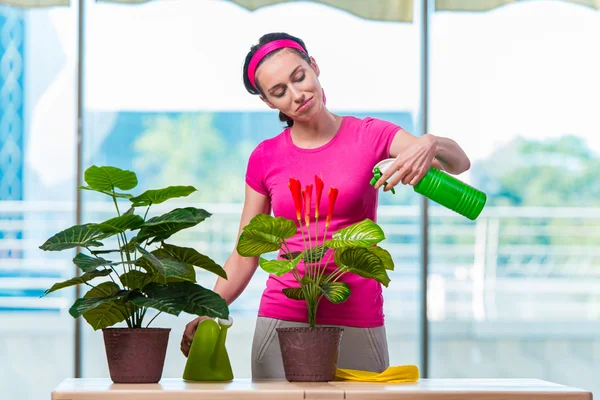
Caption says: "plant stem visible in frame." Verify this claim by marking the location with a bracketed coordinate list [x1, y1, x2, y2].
[120, 232, 133, 276]
[123, 311, 133, 328]
[87, 247, 118, 285]
[302, 284, 317, 328]
[143, 205, 151, 221]
[145, 311, 162, 328]
[111, 190, 121, 217]
[139, 307, 147, 327]
[283, 240, 302, 284]
[297, 218, 309, 278]
[306, 222, 314, 282]
[324, 265, 347, 284]
[316, 226, 330, 278]
[115, 233, 128, 280]
[314, 217, 319, 284]
[316, 248, 335, 285]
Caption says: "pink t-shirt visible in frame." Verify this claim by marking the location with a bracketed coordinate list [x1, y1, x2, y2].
[245, 116, 400, 328]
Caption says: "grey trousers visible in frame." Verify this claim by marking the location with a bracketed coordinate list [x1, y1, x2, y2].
[251, 316, 390, 380]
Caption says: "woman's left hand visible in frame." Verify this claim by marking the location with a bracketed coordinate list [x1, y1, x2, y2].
[375, 134, 440, 191]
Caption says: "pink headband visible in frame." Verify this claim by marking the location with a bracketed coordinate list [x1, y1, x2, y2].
[248, 39, 307, 89]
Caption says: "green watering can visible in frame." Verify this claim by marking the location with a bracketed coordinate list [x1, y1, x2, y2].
[183, 317, 234, 382]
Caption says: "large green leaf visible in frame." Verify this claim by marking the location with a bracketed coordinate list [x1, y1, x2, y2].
[258, 255, 301, 276]
[318, 282, 350, 304]
[237, 214, 297, 257]
[325, 219, 385, 248]
[236, 230, 282, 256]
[281, 245, 329, 263]
[130, 282, 229, 319]
[283, 287, 305, 300]
[129, 186, 197, 207]
[135, 246, 165, 275]
[368, 246, 395, 271]
[39, 224, 110, 251]
[120, 271, 158, 290]
[136, 207, 211, 244]
[334, 247, 391, 287]
[73, 253, 115, 273]
[81, 282, 133, 330]
[157, 243, 226, 279]
[92, 214, 145, 234]
[43, 269, 113, 295]
[84, 165, 138, 192]
[69, 288, 130, 318]
[78, 185, 133, 199]
[135, 246, 196, 282]
[246, 214, 297, 238]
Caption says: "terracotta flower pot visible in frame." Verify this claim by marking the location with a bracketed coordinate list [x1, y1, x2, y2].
[102, 328, 170, 383]
[276, 326, 343, 382]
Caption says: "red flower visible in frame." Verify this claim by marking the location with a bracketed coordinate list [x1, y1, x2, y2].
[326, 186, 338, 228]
[314, 175, 324, 219]
[303, 184, 313, 227]
[288, 177, 302, 221]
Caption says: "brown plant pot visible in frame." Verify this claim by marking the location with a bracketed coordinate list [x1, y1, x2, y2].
[277, 326, 343, 382]
[102, 328, 170, 383]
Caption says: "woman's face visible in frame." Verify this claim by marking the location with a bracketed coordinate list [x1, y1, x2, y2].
[255, 49, 323, 122]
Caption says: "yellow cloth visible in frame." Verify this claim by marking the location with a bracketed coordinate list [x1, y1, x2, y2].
[335, 365, 419, 383]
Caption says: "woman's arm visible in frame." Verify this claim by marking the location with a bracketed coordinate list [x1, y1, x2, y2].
[376, 129, 471, 191]
[181, 184, 270, 355]
[212, 185, 271, 305]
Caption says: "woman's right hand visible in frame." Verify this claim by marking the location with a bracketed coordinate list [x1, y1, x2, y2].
[181, 316, 213, 357]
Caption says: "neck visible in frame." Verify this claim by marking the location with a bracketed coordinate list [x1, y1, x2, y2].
[289, 108, 342, 148]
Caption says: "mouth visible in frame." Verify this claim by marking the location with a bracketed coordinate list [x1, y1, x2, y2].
[297, 97, 314, 112]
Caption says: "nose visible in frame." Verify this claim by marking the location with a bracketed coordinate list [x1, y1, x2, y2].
[289, 85, 304, 103]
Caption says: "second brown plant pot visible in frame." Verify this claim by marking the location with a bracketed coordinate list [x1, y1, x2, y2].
[277, 326, 344, 382]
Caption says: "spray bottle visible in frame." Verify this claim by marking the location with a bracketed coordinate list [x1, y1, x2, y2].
[370, 158, 486, 221]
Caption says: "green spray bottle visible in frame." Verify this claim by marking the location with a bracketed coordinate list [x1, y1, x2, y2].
[370, 158, 487, 221]
[183, 317, 234, 382]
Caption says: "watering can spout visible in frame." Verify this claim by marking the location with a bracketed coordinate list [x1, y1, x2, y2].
[182, 316, 234, 382]
[210, 317, 233, 367]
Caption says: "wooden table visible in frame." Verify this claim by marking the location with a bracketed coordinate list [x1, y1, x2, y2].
[51, 378, 593, 400]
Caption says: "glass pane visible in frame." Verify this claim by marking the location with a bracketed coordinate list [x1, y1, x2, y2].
[0, 4, 77, 400]
[81, 0, 422, 379]
[430, 1, 600, 396]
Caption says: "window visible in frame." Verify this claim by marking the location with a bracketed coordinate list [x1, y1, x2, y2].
[429, 2, 600, 396]
[0, 3, 78, 399]
[81, 0, 422, 378]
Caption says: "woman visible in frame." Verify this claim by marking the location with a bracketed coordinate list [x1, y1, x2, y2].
[181, 32, 471, 379]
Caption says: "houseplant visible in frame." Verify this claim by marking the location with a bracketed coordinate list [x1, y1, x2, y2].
[39, 165, 229, 383]
[236, 175, 394, 382]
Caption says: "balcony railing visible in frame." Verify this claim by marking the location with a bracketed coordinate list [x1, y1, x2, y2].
[1, 201, 599, 321]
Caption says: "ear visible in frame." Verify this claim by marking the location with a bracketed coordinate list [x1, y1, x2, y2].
[259, 95, 277, 110]
[309, 56, 320, 77]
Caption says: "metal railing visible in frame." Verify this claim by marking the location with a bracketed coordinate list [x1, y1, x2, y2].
[1, 200, 599, 320]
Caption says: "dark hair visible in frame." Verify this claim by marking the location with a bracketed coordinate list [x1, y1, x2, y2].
[243, 32, 311, 127]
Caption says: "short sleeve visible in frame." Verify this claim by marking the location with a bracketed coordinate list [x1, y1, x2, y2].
[363, 117, 402, 160]
[245, 142, 269, 196]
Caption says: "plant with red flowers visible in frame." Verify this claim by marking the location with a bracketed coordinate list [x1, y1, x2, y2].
[236, 176, 394, 328]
